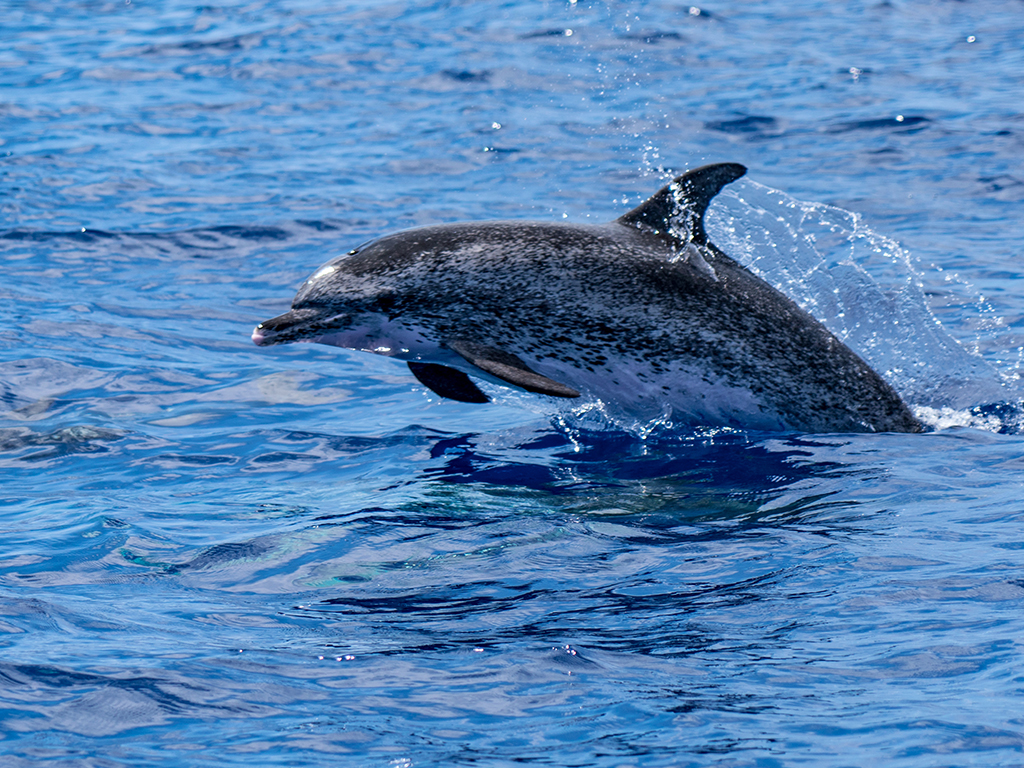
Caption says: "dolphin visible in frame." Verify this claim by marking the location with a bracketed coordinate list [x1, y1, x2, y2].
[253, 163, 922, 433]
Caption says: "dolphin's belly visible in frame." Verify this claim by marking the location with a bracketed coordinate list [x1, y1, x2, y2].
[532, 357, 790, 431]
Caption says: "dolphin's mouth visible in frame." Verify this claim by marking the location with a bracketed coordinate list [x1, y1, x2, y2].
[254, 309, 437, 362]
[252, 308, 326, 346]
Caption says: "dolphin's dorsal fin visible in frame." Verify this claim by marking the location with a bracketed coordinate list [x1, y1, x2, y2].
[447, 339, 581, 398]
[408, 362, 490, 403]
[616, 162, 746, 246]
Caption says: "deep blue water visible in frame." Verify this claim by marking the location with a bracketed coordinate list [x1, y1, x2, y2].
[4, 1, 1024, 765]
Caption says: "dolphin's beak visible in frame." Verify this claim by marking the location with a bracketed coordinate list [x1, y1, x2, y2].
[252, 309, 319, 346]
[251, 325, 272, 346]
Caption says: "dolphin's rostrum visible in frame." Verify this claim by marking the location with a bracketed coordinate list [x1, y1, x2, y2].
[254, 163, 922, 433]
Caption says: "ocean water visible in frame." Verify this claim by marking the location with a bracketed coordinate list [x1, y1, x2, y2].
[3, 0, 1024, 765]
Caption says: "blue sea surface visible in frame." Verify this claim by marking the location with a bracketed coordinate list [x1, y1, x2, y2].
[3, 1, 1024, 765]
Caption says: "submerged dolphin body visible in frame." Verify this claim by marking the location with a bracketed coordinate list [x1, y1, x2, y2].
[253, 163, 922, 433]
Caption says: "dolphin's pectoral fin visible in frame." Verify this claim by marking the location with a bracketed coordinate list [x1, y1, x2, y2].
[616, 162, 746, 247]
[447, 339, 581, 399]
[407, 362, 491, 403]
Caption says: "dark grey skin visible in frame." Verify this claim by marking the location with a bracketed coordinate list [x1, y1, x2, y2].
[254, 163, 922, 433]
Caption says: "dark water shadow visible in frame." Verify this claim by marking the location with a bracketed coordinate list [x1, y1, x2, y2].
[115, 423, 874, 583]
[413, 424, 864, 528]
[270, 427, 876, 682]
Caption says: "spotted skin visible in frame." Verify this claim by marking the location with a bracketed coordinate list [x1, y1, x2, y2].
[254, 164, 922, 434]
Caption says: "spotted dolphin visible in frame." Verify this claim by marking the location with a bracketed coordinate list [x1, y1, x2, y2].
[253, 163, 922, 433]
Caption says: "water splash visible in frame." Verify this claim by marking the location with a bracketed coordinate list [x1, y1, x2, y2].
[706, 180, 1018, 430]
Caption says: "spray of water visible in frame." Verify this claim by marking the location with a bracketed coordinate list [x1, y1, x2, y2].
[704, 180, 1019, 432]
